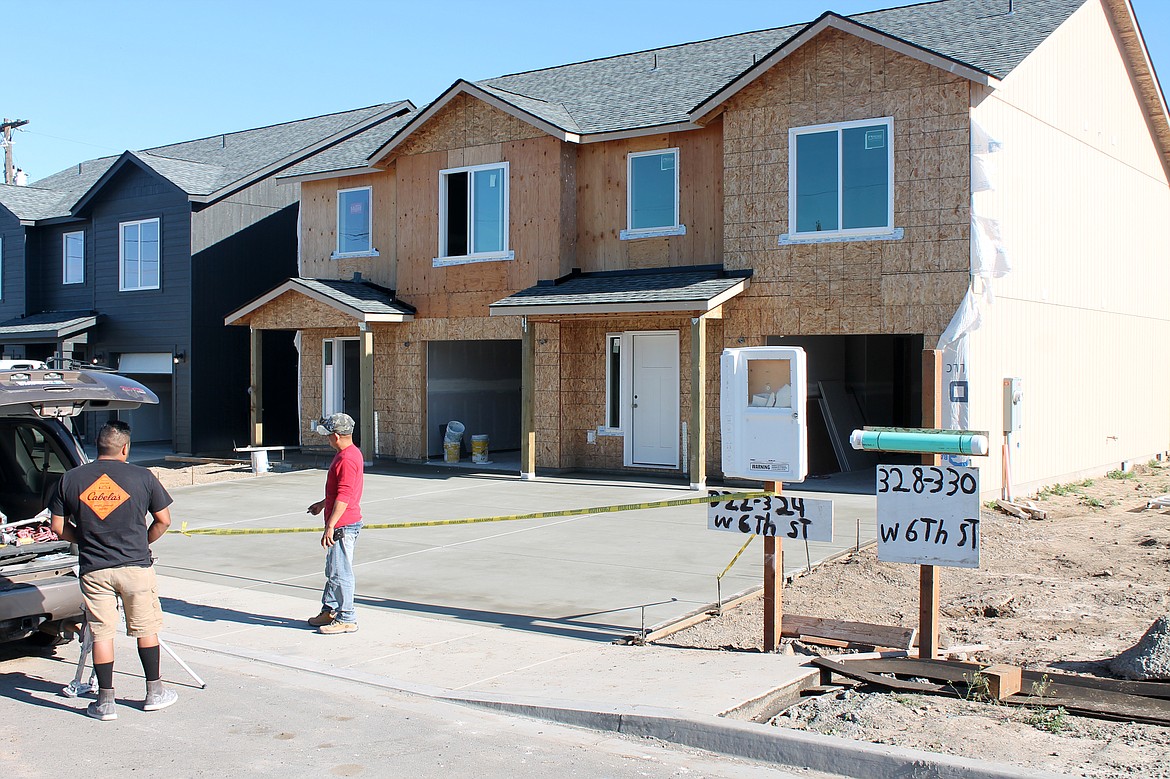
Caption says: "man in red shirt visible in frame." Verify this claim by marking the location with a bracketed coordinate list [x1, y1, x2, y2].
[306, 413, 364, 634]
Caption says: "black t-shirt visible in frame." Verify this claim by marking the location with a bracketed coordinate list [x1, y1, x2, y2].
[48, 459, 173, 576]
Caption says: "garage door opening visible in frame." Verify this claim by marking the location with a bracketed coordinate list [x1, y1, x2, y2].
[426, 340, 521, 459]
[768, 334, 923, 482]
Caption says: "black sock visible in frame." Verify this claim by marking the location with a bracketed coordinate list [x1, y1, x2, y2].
[138, 645, 161, 682]
[95, 661, 114, 690]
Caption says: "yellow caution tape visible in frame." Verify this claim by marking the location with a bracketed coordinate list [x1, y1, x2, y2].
[178, 490, 770, 537]
[717, 535, 755, 580]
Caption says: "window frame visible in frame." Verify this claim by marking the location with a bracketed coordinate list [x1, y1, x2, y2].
[602, 333, 623, 433]
[0, 235, 4, 300]
[63, 230, 85, 285]
[333, 186, 377, 259]
[119, 217, 161, 292]
[786, 117, 896, 241]
[621, 147, 685, 240]
[435, 161, 513, 266]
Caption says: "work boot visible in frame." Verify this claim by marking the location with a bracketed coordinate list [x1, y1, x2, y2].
[86, 688, 117, 721]
[307, 608, 337, 627]
[144, 679, 178, 711]
[317, 620, 358, 635]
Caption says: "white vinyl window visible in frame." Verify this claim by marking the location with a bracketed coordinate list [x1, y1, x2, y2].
[787, 117, 895, 240]
[63, 231, 84, 285]
[436, 162, 512, 266]
[119, 218, 160, 291]
[621, 148, 685, 239]
[334, 187, 376, 258]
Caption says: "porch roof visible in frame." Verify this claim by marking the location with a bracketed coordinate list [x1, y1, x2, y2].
[226, 277, 415, 326]
[0, 311, 99, 343]
[488, 265, 751, 317]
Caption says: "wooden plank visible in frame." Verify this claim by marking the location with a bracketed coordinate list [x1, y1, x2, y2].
[818, 381, 880, 472]
[983, 663, 1022, 700]
[781, 614, 917, 650]
[828, 658, 1170, 724]
[847, 658, 1170, 704]
[810, 657, 946, 693]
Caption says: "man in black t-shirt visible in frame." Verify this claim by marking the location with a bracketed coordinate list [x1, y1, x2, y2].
[49, 421, 177, 721]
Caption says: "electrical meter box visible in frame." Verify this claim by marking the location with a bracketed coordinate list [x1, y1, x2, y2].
[1003, 377, 1023, 434]
[720, 347, 807, 482]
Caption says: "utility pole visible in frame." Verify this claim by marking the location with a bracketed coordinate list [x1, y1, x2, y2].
[2, 118, 30, 185]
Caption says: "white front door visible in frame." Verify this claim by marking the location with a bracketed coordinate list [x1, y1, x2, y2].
[628, 331, 679, 467]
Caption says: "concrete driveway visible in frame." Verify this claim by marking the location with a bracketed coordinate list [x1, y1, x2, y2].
[157, 465, 876, 641]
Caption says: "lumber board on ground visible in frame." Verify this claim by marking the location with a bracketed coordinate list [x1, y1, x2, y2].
[846, 658, 1170, 696]
[783, 614, 916, 650]
[810, 657, 945, 693]
[837, 657, 1170, 725]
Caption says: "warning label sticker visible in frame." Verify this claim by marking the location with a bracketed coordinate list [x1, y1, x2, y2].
[81, 474, 129, 520]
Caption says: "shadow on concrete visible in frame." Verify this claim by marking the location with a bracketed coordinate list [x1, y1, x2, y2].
[161, 597, 301, 630]
[0, 670, 86, 715]
[352, 592, 644, 642]
[157, 573, 644, 642]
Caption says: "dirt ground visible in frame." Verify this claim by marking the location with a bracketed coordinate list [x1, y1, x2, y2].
[146, 460, 301, 491]
[661, 461, 1170, 778]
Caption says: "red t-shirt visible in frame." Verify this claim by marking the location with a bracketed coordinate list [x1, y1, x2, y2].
[325, 444, 364, 527]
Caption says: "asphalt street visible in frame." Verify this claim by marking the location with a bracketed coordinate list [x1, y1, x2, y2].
[1, 640, 827, 779]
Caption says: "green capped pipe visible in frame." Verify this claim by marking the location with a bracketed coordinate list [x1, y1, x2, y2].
[849, 429, 989, 456]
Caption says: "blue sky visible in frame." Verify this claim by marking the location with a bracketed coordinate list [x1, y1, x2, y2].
[7, 0, 1169, 181]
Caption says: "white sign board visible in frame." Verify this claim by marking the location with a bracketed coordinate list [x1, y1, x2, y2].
[876, 464, 980, 568]
[707, 491, 834, 541]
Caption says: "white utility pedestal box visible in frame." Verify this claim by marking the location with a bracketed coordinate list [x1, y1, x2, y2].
[720, 346, 808, 482]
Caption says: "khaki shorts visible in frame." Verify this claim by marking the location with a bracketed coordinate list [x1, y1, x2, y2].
[80, 565, 164, 642]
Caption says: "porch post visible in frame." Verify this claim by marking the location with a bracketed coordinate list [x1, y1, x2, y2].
[249, 327, 263, 446]
[689, 316, 707, 490]
[520, 317, 536, 480]
[359, 324, 374, 464]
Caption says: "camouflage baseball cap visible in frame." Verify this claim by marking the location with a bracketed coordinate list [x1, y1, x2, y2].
[316, 412, 355, 436]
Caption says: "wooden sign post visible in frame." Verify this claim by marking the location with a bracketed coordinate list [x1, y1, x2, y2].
[921, 349, 942, 659]
[707, 485, 833, 653]
[763, 480, 782, 652]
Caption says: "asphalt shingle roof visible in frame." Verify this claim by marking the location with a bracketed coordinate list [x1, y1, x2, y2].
[473, 0, 1085, 135]
[19, 103, 409, 219]
[0, 310, 98, 338]
[490, 267, 751, 311]
[279, 110, 415, 179]
[0, 183, 72, 221]
[295, 278, 416, 316]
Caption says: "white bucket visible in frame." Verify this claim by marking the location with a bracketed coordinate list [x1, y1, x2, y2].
[443, 440, 460, 463]
[471, 434, 490, 463]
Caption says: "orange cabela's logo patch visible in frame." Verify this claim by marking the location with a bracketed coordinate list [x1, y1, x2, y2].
[81, 475, 130, 520]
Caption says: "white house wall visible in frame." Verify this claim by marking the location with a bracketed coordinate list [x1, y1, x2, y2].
[967, 0, 1170, 495]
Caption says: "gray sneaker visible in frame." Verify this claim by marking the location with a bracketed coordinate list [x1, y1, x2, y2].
[144, 680, 178, 711]
[86, 689, 117, 721]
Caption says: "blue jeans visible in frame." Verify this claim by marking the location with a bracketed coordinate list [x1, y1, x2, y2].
[322, 523, 360, 623]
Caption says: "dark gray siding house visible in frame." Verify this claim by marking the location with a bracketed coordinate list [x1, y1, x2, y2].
[0, 102, 413, 453]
